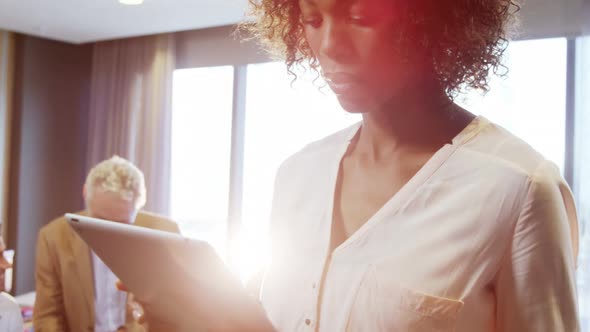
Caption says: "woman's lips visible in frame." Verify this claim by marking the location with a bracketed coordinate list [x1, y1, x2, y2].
[324, 72, 362, 96]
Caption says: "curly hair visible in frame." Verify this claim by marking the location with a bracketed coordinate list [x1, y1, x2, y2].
[241, 0, 520, 97]
[85, 155, 146, 208]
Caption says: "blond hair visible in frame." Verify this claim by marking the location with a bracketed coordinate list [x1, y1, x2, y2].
[85, 156, 146, 208]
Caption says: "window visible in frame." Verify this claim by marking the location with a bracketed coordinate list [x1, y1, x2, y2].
[170, 66, 234, 258]
[457, 38, 568, 170]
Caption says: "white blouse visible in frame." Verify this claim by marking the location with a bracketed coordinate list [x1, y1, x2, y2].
[260, 116, 579, 332]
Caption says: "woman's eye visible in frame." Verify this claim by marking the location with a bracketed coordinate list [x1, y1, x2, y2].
[302, 16, 322, 28]
[348, 15, 375, 26]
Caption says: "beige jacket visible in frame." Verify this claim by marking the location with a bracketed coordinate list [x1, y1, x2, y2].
[33, 211, 180, 332]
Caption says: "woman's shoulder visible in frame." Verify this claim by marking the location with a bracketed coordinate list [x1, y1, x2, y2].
[459, 117, 559, 180]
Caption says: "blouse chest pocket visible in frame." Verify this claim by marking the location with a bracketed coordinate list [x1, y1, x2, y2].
[346, 265, 464, 332]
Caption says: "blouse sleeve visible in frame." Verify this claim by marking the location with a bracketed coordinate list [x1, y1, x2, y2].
[495, 160, 580, 331]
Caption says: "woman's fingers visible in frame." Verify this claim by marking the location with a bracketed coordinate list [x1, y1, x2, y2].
[116, 281, 148, 325]
[115, 280, 128, 292]
[128, 296, 147, 324]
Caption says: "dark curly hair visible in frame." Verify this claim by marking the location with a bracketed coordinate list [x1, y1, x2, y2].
[241, 0, 520, 97]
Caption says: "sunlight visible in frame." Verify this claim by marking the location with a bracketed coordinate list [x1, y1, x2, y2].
[228, 227, 272, 284]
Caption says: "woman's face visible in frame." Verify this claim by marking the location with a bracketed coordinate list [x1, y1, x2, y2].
[299, 0, 427, 113]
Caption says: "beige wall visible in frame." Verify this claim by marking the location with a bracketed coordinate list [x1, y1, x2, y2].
[172, 2, 589, 71]
[518, 0, 588, 39]
[175, 25, 272, 69]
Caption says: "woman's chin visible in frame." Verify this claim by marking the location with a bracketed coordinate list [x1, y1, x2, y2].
[336, 94, 375, 114]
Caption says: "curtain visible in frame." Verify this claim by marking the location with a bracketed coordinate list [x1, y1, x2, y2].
[87, 33, 175, 214]
[0, 31, 14, 238]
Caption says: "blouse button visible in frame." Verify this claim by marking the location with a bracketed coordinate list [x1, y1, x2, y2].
[305, 318, 312, 326]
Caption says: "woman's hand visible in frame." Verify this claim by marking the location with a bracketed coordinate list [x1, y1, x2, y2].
[116, 280, 180, 331]
[115, 279, 276, 332]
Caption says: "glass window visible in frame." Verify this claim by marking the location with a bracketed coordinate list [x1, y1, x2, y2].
[170, 66, 234, 258]
[457, 38, 568, 170]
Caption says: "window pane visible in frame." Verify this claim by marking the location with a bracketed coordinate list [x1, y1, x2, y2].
[240, 62, 360, 278]
[457, 38, 567, 170]
[575, 35, 590, 332]
[170, 66, 234, 257]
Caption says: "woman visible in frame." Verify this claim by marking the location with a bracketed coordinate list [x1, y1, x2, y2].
[133, 0, 580, 330]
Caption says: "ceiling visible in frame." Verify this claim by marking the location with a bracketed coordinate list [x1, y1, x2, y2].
[0, 0, 249, 44]
[0, 0, 587, 44]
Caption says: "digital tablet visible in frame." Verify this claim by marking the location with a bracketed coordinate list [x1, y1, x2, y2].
[65, 213, 246, 327]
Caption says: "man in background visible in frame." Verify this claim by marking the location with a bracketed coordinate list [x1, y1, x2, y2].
[0, 234, 24, 331]
[34, 156, 179, 332]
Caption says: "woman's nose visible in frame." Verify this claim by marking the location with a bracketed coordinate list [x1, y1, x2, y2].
[318, 21, 353, 63]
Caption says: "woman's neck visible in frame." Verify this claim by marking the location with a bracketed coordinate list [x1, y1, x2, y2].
[354, 92, 473, 162]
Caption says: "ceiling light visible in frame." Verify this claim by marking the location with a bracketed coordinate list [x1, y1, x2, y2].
[119, 0, 144, 5]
